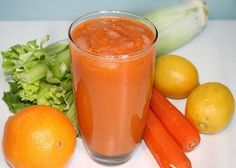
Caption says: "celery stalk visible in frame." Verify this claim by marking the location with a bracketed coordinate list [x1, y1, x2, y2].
[1, 36, 80, 136]
[19, 63, 48, 83]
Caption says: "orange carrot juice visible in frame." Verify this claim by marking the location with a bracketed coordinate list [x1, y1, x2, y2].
[69, 11, 157, 165]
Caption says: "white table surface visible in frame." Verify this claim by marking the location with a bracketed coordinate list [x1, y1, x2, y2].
[0, 20, 236, 168]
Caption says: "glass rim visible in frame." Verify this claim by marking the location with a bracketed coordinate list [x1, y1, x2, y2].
[68, 10, 158, 60]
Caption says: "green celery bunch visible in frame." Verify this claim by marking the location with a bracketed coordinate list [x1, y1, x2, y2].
[1, 36, 79, 135]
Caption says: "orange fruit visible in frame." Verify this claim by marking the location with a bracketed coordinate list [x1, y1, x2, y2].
[154, 54, 199, 99]
[2, 105, 76, 168]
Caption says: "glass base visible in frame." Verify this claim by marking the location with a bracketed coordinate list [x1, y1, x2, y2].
[83, 142, 136, 166]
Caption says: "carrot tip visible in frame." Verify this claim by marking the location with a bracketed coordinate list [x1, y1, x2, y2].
[186, 141, 199, 152]
[169, 164, 177, 168]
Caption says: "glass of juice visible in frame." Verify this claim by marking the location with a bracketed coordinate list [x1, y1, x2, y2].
[68, 10, 158, 165]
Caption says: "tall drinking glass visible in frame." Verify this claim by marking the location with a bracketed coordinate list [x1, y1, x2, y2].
[69, 10, 158, 165]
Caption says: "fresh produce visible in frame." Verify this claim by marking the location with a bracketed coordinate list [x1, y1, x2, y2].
[186, 82, 235, 134]
[144, 0, 208, 56]
[151, 88, 200, 152]
[1, 36, 79, 135]
[143, 110, 191, 168]
[154, 54, 199, 99]
[2, 105, 76, 168]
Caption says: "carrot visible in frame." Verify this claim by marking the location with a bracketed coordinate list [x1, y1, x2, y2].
[143, 110, 191, 168]
[150, 88, 200, 152]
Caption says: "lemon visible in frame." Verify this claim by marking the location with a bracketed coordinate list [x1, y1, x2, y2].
[154, 54, 199, 99]
[185, 82, 235, 134]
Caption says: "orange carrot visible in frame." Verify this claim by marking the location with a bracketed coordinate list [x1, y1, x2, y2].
[151, 88, 200, 152]
[143, 110, 191, 168]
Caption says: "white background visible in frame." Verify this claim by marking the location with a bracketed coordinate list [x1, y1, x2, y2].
[0, 20, 236, 168]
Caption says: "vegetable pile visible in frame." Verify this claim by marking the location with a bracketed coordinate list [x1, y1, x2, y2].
[3, 0, 233, 168]
[145, 54, 234, 168]
[1, 36, 79, 135]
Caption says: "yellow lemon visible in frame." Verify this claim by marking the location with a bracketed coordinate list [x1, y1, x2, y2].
[154, 54, 199, 99]
[185, 82, 235, 134]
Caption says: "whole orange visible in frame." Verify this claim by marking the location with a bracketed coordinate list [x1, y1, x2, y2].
[2, 105, 76, 168]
